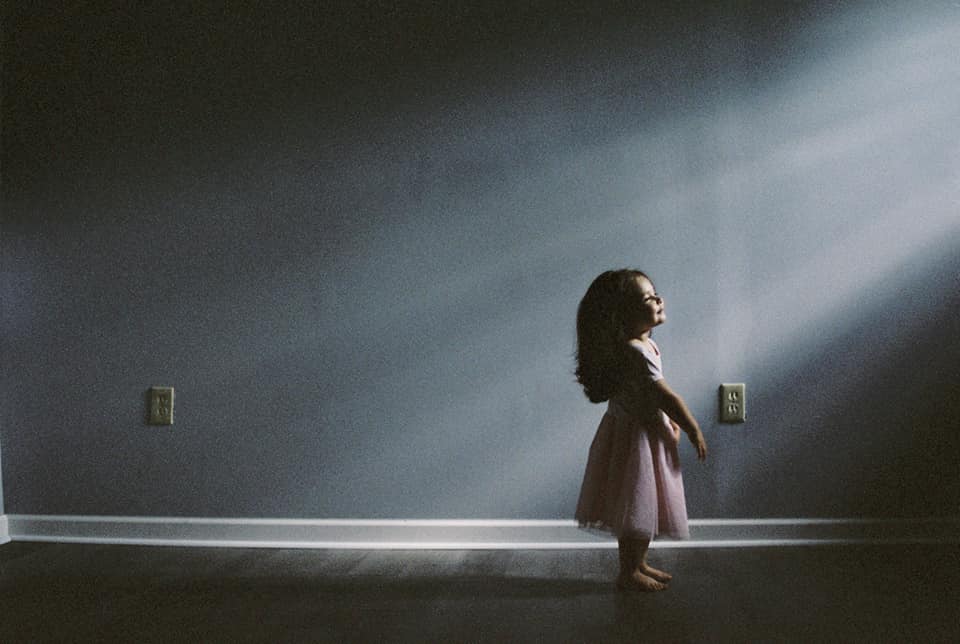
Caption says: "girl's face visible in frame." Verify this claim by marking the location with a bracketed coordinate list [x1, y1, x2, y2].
[627, 276, 665, 338]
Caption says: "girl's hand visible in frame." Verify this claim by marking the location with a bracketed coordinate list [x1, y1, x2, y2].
[688, 429, 707, 461]
[669, 420, 682, 444]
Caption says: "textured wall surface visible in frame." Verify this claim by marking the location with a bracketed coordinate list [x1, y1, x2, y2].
[2, 1, 958, 519]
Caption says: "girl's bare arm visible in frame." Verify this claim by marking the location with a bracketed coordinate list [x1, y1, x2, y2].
[651, 380, 707, 460]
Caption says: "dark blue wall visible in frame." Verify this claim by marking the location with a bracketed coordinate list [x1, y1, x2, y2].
[2, 1, 958, 519]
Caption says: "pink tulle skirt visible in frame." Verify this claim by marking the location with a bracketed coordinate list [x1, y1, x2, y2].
[575, 401, 689, 540]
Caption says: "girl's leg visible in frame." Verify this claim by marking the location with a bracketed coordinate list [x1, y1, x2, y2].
[617, 537, 666, 591]
[636, 539, 672, 583]
[617, 538, 636, 579]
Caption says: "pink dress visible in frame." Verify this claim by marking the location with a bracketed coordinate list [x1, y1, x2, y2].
[575, 338, 690, 540]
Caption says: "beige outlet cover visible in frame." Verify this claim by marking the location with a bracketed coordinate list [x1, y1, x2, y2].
[719, 383, 745, 423]
[149, 387, 174, 425]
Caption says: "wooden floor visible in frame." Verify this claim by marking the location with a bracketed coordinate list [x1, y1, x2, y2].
[1, 541, 957, 642]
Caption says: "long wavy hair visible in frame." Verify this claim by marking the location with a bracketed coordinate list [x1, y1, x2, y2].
[575, 269, 650, 403]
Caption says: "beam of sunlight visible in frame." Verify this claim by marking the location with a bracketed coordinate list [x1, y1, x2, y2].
[447, 3, 960, 518]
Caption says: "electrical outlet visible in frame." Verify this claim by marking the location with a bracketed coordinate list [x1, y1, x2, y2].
[148, 387, 174, 425]
[719, 383, 745, 423]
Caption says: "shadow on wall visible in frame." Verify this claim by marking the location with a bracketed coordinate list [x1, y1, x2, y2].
[720, 240, 960, 518]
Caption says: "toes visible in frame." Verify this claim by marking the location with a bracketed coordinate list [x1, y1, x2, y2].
[639, 566, 672, 583]
[617, 573, 666, 592]
[631, 571, 668, 592]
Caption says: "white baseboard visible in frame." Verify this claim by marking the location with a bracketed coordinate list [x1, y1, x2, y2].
[5, 515, 959, 549]
[0, 515, 9, 545]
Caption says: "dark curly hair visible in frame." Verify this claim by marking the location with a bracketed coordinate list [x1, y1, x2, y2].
[575, 269, 651, 403]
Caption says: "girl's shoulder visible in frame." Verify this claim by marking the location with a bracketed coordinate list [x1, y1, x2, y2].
[625, 338, 664, 383]
[627, 338, 660, 357]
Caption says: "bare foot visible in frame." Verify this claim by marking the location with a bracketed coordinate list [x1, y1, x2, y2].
[616, 570, 667, 592]
[639, 563, 672, 583]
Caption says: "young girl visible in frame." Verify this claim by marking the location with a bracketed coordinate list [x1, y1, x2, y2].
[574, 269, 707, 592]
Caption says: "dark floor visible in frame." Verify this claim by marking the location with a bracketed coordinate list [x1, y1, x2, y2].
[0, 541, 957, 643]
